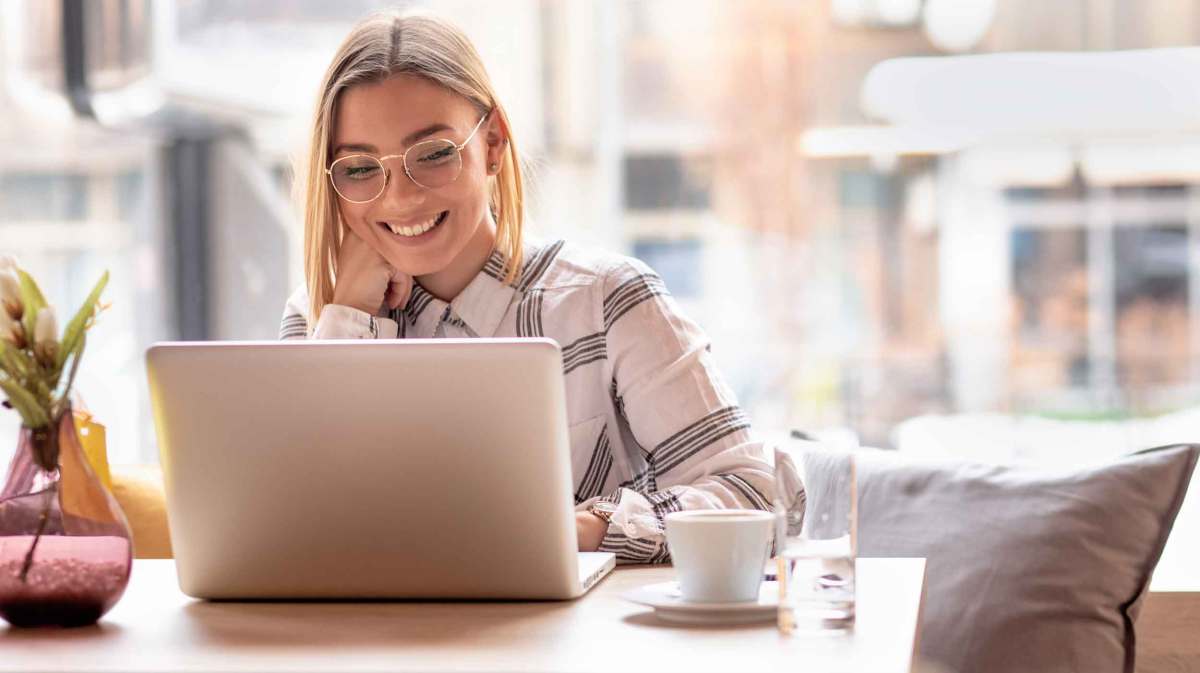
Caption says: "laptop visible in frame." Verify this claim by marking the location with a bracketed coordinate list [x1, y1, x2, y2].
[145, 338, 616, 600]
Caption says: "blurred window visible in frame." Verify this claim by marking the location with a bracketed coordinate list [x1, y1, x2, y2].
[1011, 228, 1090, 388]
[840, 170, 895, 208]
[0, 174, 89, 221]
[116, 171, 145, 221]
[1114, 224, 1190, 389]
[1004, 183, 1086, 202]
[632, 237, 703, 299]
[1113, 184, 1188, 199]
[623, 154, 711, 211]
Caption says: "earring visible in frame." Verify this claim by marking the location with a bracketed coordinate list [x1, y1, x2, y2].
[489, 162, 499, 172]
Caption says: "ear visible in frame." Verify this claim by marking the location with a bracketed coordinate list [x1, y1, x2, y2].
[484, 111, 508, 176]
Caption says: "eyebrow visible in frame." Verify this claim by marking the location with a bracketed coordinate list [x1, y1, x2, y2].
[333, 123, 455, 155]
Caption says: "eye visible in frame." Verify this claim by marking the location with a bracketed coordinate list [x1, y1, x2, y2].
[416, 145, 455, 165]
[345, 165, 380, 178]
[335, 158, 383, 181]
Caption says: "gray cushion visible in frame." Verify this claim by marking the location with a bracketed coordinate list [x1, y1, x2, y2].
[798, 443, 1198, 673]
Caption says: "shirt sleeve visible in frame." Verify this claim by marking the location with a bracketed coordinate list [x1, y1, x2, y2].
[278, 284, 399, 340]
[590, 258, 774, 564]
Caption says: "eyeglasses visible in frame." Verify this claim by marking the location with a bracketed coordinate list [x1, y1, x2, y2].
[326, 112, 490, 203]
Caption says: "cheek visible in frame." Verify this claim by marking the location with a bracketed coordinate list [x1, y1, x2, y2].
[448, 172, 491, 217]
[338, 202, 367, 227]
[337, 204, 381, 243]
[429, 178, 486, 231]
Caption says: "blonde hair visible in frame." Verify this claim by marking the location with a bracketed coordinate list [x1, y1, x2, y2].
[299, 11, 525, 323]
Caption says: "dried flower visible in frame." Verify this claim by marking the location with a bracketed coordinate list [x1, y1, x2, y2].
[0, 269, 20, 321]
[0, 265, 108, 432]
[33, 307, 59, 367]
[33, 306, 57, 345]
[0, 304, 21, 347]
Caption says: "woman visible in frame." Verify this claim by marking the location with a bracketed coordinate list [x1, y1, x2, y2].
[279, 11, 773, 563]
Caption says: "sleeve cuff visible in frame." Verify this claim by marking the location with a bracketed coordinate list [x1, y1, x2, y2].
[584, 488, 670, 564]
[312, 304, 399, 339]
[597, 528, 669, 564]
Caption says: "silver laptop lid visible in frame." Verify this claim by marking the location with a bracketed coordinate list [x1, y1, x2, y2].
[147, 339, 589, 599]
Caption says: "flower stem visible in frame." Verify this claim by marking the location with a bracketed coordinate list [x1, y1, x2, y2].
[30, 424, 58, 472]
[18, 482, 56, 583]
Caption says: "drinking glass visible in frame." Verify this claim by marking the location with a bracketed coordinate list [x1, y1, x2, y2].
[773, 442, 856, 633]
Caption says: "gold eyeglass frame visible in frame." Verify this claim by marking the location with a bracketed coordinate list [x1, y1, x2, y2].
[326, 112, 490, 203]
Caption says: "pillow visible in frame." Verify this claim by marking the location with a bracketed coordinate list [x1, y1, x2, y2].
[793, 442, 1198, 673]
[110, 464, 173, 559]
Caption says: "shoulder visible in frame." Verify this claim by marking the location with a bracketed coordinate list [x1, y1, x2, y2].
[278, 283, 311, 338]
[282, 283, 310, 322]
[530, 239, 661, 293]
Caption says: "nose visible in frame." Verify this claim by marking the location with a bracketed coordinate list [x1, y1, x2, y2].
[374, 160, 426, 213]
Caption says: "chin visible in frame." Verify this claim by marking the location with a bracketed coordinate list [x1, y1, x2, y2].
[386, 238, 466, 279]
[381, 250, 446, 278]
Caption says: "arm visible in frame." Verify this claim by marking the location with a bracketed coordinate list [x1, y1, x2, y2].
[278, 284, 400, 340]
[591, 259, 773, 563]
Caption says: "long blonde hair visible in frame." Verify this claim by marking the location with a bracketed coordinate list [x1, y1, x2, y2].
[299, 11, 525, 323]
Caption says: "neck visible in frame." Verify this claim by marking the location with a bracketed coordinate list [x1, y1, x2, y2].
[416, 213, 497, 302]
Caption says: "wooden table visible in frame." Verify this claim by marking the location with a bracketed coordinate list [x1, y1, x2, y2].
[1139, 545, 1200, 673]
[0, 558, 926, 673]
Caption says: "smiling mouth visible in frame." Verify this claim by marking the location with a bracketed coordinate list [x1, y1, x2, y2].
[378, 211, 448, 238]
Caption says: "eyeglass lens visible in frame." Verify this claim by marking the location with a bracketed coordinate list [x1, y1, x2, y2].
[330, 138, 463, 202]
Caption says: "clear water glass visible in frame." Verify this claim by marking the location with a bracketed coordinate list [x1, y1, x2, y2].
[773, 443, 856, 633]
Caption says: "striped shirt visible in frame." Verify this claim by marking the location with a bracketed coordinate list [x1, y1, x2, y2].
[279, 238, 774, 563]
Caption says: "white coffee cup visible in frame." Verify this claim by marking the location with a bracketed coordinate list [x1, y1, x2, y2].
[664, 510, 774, 603]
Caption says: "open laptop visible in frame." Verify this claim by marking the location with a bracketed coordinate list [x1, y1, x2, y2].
[145, 338, 615, 600]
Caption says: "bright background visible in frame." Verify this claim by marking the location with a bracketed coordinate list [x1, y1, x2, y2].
[3, 0, 1200, 470]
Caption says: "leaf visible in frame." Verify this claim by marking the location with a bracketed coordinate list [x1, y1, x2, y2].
[15, 269, 47, 308]
[0, 340, 33, 379]
[0, 340, 13, 380]
[31, 376, 52, 406]
[58, 334, 86, 405]
[15, 269, 47, 344]
[56, 271, 108, 371]
[0, 378, 49, 428]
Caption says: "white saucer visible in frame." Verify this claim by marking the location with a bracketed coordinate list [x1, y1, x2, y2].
[621, 581, 779, 625]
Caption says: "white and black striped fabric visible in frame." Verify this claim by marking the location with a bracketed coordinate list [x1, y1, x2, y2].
[279, 238, 774, 563]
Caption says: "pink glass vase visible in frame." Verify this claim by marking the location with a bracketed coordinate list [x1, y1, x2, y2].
[0, 406, 133, 627]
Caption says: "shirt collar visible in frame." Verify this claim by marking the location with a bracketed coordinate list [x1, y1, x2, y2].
[400, 246, 519, 338]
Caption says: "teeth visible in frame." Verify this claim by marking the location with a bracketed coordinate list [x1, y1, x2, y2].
[385, 213, 442, 237]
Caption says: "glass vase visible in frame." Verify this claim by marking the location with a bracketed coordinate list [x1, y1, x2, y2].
[0, 405, 133, 627]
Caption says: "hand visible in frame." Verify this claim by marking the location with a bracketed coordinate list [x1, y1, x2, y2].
[575, 511, 608, 552]
[331, 229, 413, 315]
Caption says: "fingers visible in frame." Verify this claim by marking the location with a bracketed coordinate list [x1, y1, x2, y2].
[339, 227, 390, 277]
[332, 226, 398, 314]
[385, 271, 413, 309]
